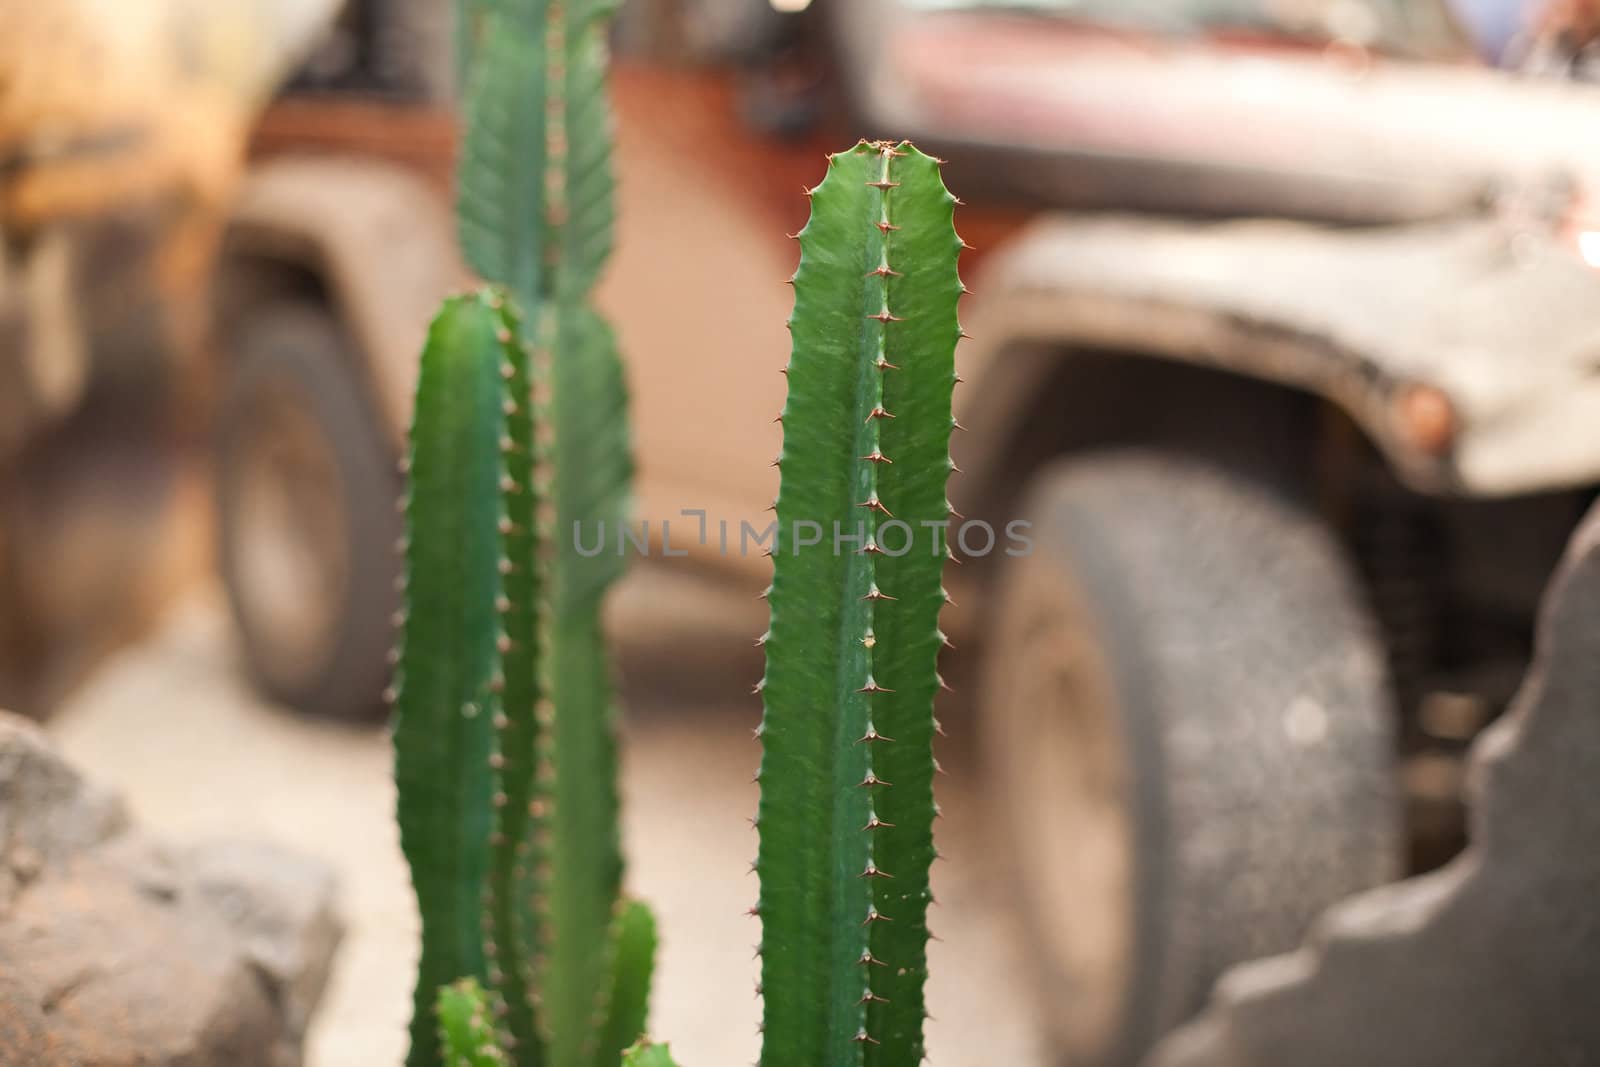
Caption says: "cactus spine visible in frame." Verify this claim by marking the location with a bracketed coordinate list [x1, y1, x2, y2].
[394, 1, 647, 1066]
[756, 141, 965, 1067]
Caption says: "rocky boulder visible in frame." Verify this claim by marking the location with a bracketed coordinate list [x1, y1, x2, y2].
[0, 712, 341, 1067]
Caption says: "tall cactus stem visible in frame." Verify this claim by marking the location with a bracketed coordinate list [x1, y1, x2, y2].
[756, 141, 963, 1067]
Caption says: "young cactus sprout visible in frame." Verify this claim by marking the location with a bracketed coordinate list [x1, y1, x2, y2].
[756, 141, 965, 1067]
[439, 979, 512, 1067]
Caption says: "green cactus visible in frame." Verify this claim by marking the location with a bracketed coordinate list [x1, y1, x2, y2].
[439, 980, 512, 1067]
[394, 1, 648, 1066]
[394, 293, 534, 1064]
[755, 141, 964, 1067]
[621, 1043, 680, 1067]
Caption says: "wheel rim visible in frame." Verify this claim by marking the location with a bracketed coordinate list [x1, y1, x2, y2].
[988, 558, 1136, 1062]
[227, 378, 349, 689]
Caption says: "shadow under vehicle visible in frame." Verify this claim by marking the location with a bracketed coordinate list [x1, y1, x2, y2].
[214, 1, 1600, 1065]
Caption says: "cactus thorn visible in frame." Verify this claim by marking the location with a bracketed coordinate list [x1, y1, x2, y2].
[874, 358, 901, 371]
[866, 265, 903, 278]
[858, 675, 895, 694]
[858, 493, 893, 516]
[866, 179, 901, 189]
[862, 584, 897, 601]
[860, 861, 893, 879]
[861, 450, 893, 463]
[859, 990, 891, 1003]
[857, 723, 895, 744]
[859, 950, 887, 967]
[863, 814, 896, 830]
[862, 906, 891, 925]
[868, 311, 905, 323]
[866, 406, 896, 422]
[875, 221, 901, 233]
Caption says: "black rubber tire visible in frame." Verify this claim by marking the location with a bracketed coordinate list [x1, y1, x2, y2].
[215, 304, 400, 722]
[979, 451, 1402, 1067]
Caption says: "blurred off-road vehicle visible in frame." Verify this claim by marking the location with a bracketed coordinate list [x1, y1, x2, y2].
[0, 0, 340, 709]
[216, 0, 1600, 1064]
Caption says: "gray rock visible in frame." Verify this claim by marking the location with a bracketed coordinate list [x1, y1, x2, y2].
[1147, 504, 1600, 1067]
[0, 712, 342, 1067]
[0, 714, 128, 914]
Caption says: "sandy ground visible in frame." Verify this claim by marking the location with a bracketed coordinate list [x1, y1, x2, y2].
[48, 582, 1046, 1067]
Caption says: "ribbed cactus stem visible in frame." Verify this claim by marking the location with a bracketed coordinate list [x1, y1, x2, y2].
[400, 0, 650, 1065]
[756, 141, 964, 1067]
[395, 292, 544, 1067]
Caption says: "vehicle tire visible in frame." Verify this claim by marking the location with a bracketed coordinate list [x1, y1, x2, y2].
[979, 451, 1402, 1067]
[215, 304, 399, 722]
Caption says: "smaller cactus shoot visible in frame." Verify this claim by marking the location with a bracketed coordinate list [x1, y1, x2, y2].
[756, 141, 965, 1067]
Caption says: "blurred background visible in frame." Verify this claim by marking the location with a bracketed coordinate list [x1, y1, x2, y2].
[6, 0, 1600, 1064]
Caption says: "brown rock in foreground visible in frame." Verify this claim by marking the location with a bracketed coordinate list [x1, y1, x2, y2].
[0, 712, 341, 1067]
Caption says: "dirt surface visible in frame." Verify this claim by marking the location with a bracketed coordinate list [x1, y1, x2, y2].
[48, 583, 1043, 1067]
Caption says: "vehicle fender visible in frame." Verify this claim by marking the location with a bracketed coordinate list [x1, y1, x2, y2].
[955, 213, 1600, 502]
[223, 155, 467, 447]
